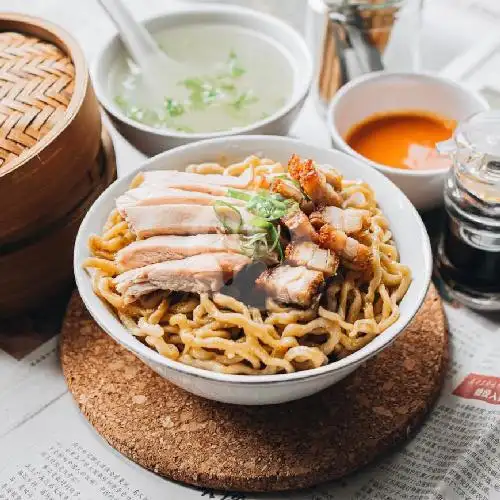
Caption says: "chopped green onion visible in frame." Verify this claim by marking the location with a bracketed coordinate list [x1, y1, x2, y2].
[228, 188, 296, 222]
[213, 201, 243, 233]
[164, 98, 185, 117]
[268, 225, 284, 262]
[181, 78, 205, 92]
[114, 95, 128, 109]
[240, 219, 284, 263]
[230, 91, 258, 111]
[227, 188, 252, 201]
[227, 50, 246, 78]
[247, 194, 289, 221]
[240, 232, 269, 260]
[250, 216, 272, 229]
[219, 82, 236, 92]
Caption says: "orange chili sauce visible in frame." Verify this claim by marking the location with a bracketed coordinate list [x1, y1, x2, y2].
[345, 111, 456, 170]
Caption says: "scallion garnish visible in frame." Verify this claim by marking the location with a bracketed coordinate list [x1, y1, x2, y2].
[240, 232, 269, 261]
[227, 188, 252, 202]
[268, 224, 284, 262]
[249, 216, 271, 229]
[213, 201, 243, 233]
[224, 187, 292, 263]
[228, 189, 295, 222]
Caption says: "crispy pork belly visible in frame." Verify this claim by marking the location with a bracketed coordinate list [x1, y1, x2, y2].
[309, 206, 370, 234]
[318, 225, 371, 269]
[288, 154, 343, 207]
[116, 187, 245, 215]
[123, 204, 260, 239]
[116, 234, 243, 270]
[114, 253, 251, 301]
[255, 265, 324, 307]
[281, 210, 318, 242]
[271, 178, 314, 214]
[142, 167, 253, 189]
[285, 241, 339, 276]
[271, 178, 304, 204]
[317, 164, 343, 191]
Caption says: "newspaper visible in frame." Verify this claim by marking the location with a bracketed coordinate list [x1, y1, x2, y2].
[1, 0, 500, 499]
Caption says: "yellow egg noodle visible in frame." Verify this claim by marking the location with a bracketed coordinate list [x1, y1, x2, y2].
[84, 155, 411, 374]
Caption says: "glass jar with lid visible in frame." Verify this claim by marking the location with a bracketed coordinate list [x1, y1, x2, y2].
[436, 110, 500, 310]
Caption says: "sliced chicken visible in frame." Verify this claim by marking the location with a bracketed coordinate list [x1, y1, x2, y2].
[285, 241, 339, 276]
[255, 265, 324, 307]
[116, 234, 243, 270]
[310, 206, 370, 234]
[288, 154, 343, 207]
[123, 204, 261, 239]
[318, 225, 372, 269]
[115, 253, 251, 301]
[141, 180, 227, 197]
[281, 210, 318, 243]
[116, 187, 245, 216]
[141, 167, 253, 189]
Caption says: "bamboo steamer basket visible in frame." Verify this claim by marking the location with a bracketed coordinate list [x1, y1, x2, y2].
[0, 14, 102, 245]
[0, 14, 111, 316]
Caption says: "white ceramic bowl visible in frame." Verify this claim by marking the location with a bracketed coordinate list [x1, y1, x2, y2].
[92, 5, 313, 156]
[328, 72, 489, 211]
[74, 135, 432, 405]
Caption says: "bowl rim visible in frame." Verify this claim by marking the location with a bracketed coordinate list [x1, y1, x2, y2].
[91, 4, 313, 140]
[0, 13, 91, 179]
[74, 135, 433, 385]
[327, 70, 490, 178]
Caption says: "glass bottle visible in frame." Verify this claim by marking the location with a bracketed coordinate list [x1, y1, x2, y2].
[436, 110, 500, 310]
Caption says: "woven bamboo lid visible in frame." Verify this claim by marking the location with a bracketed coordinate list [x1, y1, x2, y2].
[0, 31, 75, 170]
[0, 14, 102, 246]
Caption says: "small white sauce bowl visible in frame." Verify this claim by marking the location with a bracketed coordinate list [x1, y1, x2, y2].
[92, 5, 313, 156]
[74, 135, 432, 405]
[327, 72, 489, 211]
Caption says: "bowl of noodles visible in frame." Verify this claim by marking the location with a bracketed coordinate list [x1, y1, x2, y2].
[74, 135, 432, 405]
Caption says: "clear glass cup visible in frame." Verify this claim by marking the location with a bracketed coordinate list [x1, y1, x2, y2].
[307, 0, 424, 112]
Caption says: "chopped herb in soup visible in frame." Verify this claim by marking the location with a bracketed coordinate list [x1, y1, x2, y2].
[109, 25, 294, 133]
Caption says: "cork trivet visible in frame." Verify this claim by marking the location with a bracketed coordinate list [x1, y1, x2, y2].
[61, 285, 448, 492]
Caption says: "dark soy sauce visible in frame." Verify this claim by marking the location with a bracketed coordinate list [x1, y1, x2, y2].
[438, 215, 500, 294]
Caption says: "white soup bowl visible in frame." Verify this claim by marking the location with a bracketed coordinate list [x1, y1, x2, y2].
[92, 5, 312, 156]
[328, 72, 489, 211]
[74, 136, 432, 405]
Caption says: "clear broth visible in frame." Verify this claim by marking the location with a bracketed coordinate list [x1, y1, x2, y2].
[109, 24, 294, 134]
[345, 111, 456, 170]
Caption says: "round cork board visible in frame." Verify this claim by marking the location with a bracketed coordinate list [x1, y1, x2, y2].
[61, 285, 448, 492]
